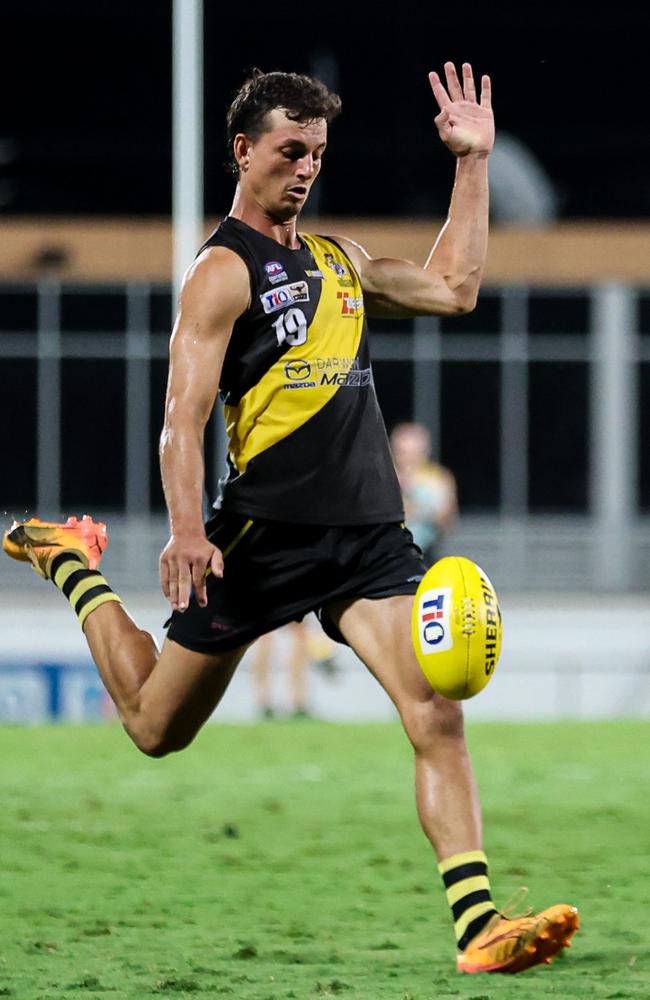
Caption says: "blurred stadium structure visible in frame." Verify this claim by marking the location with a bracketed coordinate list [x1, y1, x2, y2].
[1, 269, 649, 724]
[1, 2, 649, 723]
[1, 274, 648, 591]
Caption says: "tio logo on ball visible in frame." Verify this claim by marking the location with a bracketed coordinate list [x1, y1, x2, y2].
[418, 588, 452, 655]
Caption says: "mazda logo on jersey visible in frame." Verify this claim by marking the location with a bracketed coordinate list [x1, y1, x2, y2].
[284, 359, 312, 380]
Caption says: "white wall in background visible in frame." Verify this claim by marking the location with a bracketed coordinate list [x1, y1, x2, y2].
[0, 592, 648, 723]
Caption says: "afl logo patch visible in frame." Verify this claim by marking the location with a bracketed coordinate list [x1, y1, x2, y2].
[264, 260, 288, 285]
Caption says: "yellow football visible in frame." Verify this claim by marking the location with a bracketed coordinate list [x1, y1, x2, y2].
[411, 556, 502, 700]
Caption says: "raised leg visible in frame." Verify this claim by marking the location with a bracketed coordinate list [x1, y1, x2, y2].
[82, 600, 248, 757]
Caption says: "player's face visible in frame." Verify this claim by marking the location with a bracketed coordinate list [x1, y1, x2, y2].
[241, 110, 327, 221]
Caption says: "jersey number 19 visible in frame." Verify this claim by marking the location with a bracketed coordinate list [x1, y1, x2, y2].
[273, 308, 308, 347]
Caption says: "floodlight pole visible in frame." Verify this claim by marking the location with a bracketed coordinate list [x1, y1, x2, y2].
[172, 0, 204, 308]
[590, 284, 638, 590]
[172, 0, 226, 501]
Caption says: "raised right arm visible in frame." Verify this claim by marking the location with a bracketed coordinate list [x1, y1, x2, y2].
[159, 246, 250, 612]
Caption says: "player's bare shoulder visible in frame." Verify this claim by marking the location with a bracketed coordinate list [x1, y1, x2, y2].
[179, 245, 251, 331]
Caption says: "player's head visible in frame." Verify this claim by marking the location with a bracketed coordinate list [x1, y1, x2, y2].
[227, 70, 341, 221]
[390, 422, 432, 471]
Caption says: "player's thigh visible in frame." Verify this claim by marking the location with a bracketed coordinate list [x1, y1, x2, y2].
[326, 595, 431, 705]
[137, 636, 249, 752]
[326, 595, 463, 746]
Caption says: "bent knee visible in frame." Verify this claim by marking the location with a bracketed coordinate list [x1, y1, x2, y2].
[401, 694, 466, 751]
[126, 721, 194, 759]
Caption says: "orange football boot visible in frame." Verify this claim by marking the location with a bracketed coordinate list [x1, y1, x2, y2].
[457, 900, 580, 974]
[3, 515, 108, 579]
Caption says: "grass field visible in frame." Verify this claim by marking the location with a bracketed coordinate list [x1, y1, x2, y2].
[0, 720, 648, 1000]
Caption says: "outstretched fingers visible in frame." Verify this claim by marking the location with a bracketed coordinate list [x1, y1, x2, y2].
[443, 61, 464, 102]
[480, 74, 492, 109]
[429, 61, 494, 156]
[462, 62, 476, 102]
[428, 70, 450, 110]
[430, 63, 487, 108]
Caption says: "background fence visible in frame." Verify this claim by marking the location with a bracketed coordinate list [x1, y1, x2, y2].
[2, 275, 649, 723]
[1, 279, 649, 592]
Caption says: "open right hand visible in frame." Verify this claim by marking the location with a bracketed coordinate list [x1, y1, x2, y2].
[159, 533, 224, 612]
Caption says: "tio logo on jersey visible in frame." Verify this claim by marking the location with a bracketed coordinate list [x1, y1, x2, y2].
[261, 281, 310, 314]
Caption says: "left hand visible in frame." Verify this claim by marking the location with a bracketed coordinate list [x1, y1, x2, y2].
[429, 62, 494, 157]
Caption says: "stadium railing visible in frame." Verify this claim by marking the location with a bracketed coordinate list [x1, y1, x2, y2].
[1, 280, 649, 593]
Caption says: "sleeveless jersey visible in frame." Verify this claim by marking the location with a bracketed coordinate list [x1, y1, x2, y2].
[201, 216, 404, 525]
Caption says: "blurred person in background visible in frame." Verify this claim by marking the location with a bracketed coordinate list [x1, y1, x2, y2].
[251, 619, 337, 720]
[390, 422, 457, 565]
[4, 62, 579, 975]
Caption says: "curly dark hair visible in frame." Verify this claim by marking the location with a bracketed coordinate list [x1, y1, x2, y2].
[226, 69, 342, 176]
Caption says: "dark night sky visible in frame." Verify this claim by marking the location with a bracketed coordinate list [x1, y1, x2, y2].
[1, 2, 649, 514]
[2, 1, 649, 219]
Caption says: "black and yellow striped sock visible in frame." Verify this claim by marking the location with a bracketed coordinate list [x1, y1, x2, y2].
[50, 553, 122, 629]
[438, 850, 498, 950]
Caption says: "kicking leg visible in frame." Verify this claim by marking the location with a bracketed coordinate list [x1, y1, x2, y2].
[82, 601, 247, 756]
[3, 515, 247, 757]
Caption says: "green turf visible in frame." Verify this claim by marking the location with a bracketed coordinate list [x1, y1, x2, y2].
[0, 720, 648, 999]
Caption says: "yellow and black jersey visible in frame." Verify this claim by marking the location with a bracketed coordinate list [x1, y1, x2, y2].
[202, 216, 403, 525]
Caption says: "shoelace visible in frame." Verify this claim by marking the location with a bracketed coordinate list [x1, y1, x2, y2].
[499, 886, 533, 921]
[475, 889, 541, 950]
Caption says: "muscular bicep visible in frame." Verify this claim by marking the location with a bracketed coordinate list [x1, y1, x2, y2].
[360, 257, 465, 318]
[334, 235, 466, 318]
[164, 248, 250, 428]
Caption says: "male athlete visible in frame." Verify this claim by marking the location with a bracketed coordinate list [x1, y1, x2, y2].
[4, 63, 578, 974]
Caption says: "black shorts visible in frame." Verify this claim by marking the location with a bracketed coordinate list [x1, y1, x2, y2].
[166, 512, 427, 653]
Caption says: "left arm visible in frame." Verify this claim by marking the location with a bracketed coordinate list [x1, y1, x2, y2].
[337, 62, 494, 318]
